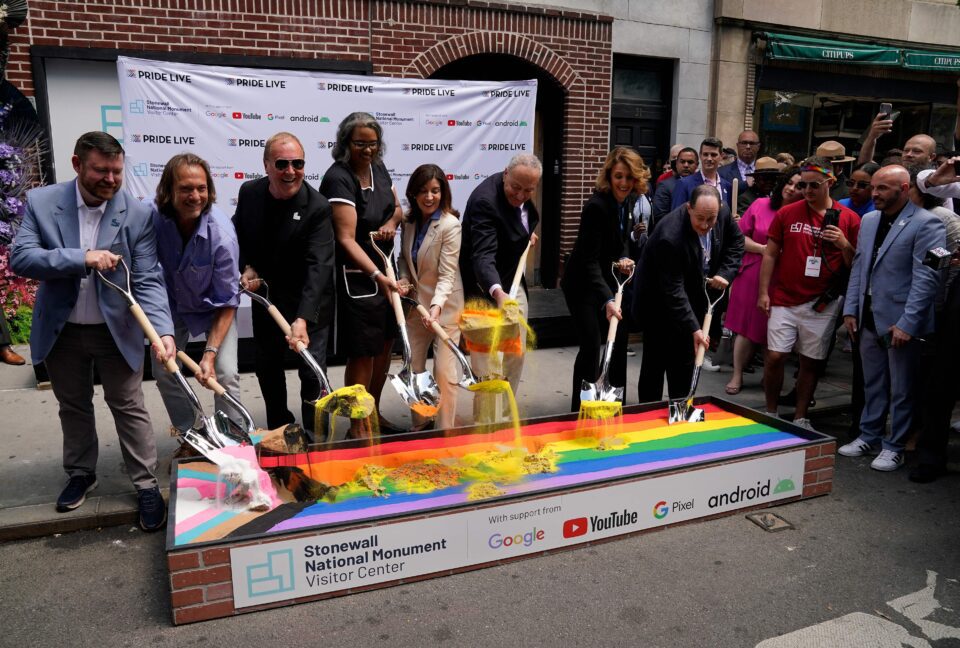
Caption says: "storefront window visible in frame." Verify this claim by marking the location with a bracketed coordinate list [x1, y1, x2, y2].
[754, 90, 814, 162]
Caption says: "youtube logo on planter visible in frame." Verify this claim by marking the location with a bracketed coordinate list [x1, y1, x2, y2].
[563, 517, 588, 538]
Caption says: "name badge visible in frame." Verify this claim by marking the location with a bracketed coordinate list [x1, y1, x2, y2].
[805, 256, 822, 278]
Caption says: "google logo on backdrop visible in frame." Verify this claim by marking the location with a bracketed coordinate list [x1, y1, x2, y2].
[653, 501, 670, 519]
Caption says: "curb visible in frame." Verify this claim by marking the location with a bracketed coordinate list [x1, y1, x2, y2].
[0, 490, 168, 543]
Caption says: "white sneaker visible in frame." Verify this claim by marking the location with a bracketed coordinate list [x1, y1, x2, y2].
[871, 450, 904, 472]
[792, 417, 817, 432]
[838, 437, 876, 457]
[701, 357, 721, 372]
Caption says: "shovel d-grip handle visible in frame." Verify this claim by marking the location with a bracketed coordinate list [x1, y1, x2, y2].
[368, 232, 407, 328]
[176, 350, 226, 396]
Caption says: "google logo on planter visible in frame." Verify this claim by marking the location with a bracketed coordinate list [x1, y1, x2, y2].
[653, 501, 670, 519]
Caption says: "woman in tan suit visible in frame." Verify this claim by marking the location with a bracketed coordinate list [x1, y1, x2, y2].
[397, 164, 465, 430]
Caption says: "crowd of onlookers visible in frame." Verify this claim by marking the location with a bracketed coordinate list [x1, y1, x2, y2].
[615, 106, 960, 483]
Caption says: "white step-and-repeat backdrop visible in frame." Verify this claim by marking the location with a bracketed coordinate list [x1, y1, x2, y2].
[117, 56, 537, 215]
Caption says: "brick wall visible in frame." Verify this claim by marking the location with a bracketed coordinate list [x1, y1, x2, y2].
[6, 0, 612, 263]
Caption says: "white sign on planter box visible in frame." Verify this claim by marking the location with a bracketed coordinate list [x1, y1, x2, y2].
[231, 450, 806, 608]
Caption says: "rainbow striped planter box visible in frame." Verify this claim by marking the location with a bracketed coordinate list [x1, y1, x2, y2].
[166, 398, 835, 624]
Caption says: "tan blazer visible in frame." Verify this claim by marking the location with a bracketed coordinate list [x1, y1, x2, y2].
[399, 211, 464, 327]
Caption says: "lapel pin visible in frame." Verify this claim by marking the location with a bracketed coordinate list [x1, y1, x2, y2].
[111, 218, 120, 227]
[293, 212, 301, 221]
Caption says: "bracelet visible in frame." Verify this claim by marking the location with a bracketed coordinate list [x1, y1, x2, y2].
[369, 269, 382, 281]
[204, 346, 219, 356]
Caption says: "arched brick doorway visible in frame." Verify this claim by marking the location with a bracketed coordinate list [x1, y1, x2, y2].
[371, 2, 613, 287]
[429, 53, 566, 289]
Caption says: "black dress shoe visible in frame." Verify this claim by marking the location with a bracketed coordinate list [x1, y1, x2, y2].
[908, 463, 946, 484]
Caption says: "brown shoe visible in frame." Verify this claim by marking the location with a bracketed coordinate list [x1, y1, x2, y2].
[0, 346, 25, 365]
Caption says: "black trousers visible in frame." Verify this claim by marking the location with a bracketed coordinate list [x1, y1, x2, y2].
[0, 316, 11, 346]
[638, 323, 695, 402]
[915, 279, 960, 468]
[251, 306, 328, 434]
[564, 290, 628, 411]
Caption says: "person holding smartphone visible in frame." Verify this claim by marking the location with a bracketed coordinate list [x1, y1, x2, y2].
[757, 157, 859, 431]
[858, 102, 938, 169]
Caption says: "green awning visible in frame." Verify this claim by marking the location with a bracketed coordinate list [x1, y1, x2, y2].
[903, 50, 960, 72]
[763, 33, 902, 66]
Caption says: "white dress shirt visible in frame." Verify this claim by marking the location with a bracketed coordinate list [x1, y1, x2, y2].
[67, 181, 108, 324]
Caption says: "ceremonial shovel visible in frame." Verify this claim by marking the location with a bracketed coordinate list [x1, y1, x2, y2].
[369, 232, 441, 417]
[241, 280, 333, 396]
[580, 262, 635, 403]
[96, 258, 248, 456]
[668, 281, 727, 425]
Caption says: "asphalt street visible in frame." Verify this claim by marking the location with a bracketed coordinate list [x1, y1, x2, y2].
[1, 406, 958, 647]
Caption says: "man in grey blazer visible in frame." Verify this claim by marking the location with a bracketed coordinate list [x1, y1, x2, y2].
[839, 166, 945, 472]
[11, 132, 175, 531]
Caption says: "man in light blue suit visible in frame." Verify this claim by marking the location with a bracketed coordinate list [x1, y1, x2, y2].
[839, 166, 945, 472]
[11, 132, 175, 530]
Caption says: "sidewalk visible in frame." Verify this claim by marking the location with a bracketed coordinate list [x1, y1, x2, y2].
[0, 340, 854, 541]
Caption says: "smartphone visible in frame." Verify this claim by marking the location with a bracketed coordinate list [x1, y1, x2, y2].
[954, 159, 960, 177]
[823, 209, 840, 231]
[879, 102, 892, 119]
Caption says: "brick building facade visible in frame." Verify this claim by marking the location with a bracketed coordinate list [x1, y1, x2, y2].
[7, 0, 615, 282]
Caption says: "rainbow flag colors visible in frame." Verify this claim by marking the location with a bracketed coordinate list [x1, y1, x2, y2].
[172, 403, 808, 547]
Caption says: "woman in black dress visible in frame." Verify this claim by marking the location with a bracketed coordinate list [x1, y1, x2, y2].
[321, 112, 403, 433]
[561, 146, 650, 411]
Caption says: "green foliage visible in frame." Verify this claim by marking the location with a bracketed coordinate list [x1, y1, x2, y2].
[5, 305, 31, 344]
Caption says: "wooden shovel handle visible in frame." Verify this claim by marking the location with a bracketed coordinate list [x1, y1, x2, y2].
[266, 304, 307, 353]
[509, 239, 534, 298]
[694, 310, 714, 367]
[415, 303, 451, 342]
[129, 303, 178, 374]
[731, 178, 739, 221]
[606, 289, 624, 343]
[176, 350, 226, 396]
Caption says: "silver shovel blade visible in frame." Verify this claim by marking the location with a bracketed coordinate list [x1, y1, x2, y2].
[668, 399, 705, 424]
[580, 380, 599, 404]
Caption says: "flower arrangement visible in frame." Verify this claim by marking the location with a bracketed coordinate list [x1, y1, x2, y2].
[0, 100, 43, 325]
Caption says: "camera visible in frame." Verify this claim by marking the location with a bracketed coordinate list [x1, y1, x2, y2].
[923, 246, 953, 271]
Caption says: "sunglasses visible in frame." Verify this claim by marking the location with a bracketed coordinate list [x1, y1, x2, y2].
[273, 158, 305, 171]
[796, 180, 826, 190]
[351, 140, 380, 150]
[845, 180, 871, 189]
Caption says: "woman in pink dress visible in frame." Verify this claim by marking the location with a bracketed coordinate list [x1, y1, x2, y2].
[724, 167, 802, 394]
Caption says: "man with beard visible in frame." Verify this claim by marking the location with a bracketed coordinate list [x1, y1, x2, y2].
[11, 131, 174, 531]
[839, 166, 944, 472]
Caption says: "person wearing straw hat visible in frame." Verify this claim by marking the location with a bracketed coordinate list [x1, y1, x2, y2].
[736, 157, 782, 214]
[10, 131, 174, 531]
[814, 140, 856, 202]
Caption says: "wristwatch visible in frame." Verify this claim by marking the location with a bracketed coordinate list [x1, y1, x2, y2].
[204, 346, 219, 356]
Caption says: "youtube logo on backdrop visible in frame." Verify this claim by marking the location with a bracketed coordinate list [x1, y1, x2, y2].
[562, 517, 588, 539]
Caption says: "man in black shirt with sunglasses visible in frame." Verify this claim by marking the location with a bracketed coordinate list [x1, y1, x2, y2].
[234, 132, 335, 435]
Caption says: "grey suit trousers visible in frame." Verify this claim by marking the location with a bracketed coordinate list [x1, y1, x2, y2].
[45, 323, 159, 490]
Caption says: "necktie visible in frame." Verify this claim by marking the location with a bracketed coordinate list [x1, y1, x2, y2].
[516, 206, 527, 233]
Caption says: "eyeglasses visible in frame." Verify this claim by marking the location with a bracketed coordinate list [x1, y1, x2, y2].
[351, 140, 380, 150]
[738, 141, 760, 146]
[845, 180, 871, 189]
[796, 180, 825, 190]
[273, 158, 305, 171]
